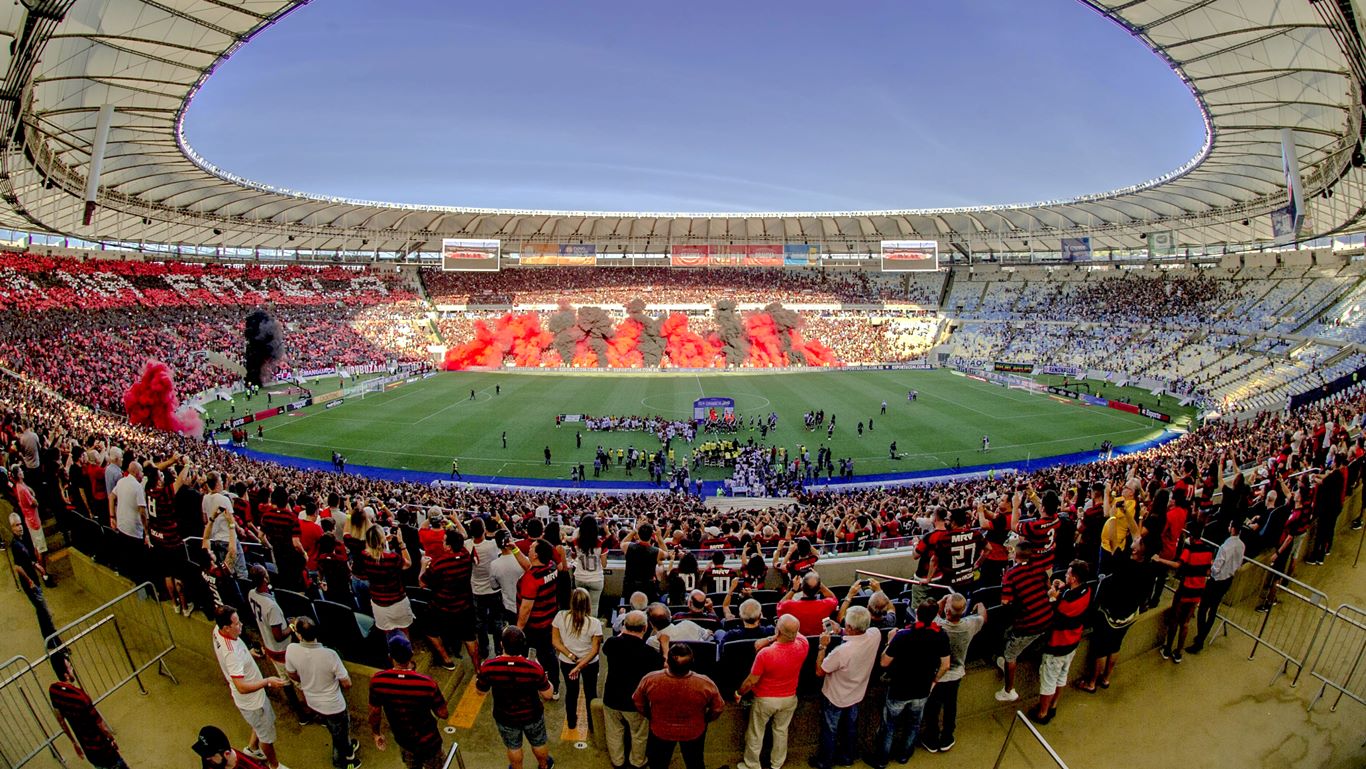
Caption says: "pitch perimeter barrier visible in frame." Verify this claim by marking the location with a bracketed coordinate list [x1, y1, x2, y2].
[0, 655, 66, 769]
[1205, 545, 1331, 686]
[992, 710, 1070, 769]
[1306, 603, 1366, 712]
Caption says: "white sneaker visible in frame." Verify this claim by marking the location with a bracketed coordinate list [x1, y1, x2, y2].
[994, 688, 1019, 702]
[171, 604, 183, 616]
[243, 747, 267, 761]
[184, 602, 195, 616]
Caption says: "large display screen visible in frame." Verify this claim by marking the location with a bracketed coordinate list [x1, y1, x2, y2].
[442, 239, 501, 272]
[880, 240, 938, 272]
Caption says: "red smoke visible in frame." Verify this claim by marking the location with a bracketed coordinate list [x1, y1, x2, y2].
[441, 306, 840, 370]
[123, 361, 204, 436]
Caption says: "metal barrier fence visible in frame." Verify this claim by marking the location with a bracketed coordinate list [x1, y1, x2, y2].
[0, 655, 66, 769]
[1205, 548, 1332, 686]
[42, 582, 179, 702]
[0, 582, 178, 769]
[1306, 603, 1366, 712]
[992, 710, 1070, 769]
[440, 742, 467, 769]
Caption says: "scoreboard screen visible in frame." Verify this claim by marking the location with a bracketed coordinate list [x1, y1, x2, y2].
[442, 239, 500, 272]
[880, 240, 938, 272]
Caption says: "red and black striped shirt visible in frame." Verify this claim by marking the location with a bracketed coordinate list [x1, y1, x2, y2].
[258, 504, 301, 547]
[364, 551, 406, 607]
[518, 564, 559, 630]
[784, 554, 818, 578]
[476, 655, 549, 727]
[1016, 516, 1059, 564]
[1175, 540, 1217, 594]
[1002, 558, 1053, 635]
[368, 668, 444, 755]
[1043, 585, 1091, 655]
[48, 682, 119, 766]
[423, 549, 473, 614]
[147, 486, 181, 548]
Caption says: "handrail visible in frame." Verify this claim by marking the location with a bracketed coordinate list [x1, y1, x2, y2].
[992, 710, 1070, 769]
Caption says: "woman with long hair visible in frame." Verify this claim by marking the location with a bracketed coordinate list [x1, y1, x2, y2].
[571, 514, 605, 616]
[551, 587, 603, 731]
[362, 524, 413, 637]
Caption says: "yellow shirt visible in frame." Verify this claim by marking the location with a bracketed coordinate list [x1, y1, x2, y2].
[1101, 498, 1138, 553]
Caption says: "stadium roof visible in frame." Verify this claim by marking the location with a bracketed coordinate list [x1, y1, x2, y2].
[0, 0, 1363, 254]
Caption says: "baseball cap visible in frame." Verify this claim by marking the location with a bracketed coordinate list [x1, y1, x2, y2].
[191, 725, 230, 758]
[388, 633, 413, 663]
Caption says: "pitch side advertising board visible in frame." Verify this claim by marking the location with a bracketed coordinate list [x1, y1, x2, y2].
[442, 239, 501, 272]
[880, 240, 938, 272]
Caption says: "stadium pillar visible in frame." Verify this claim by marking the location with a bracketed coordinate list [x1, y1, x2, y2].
[82, 104, 115, 226]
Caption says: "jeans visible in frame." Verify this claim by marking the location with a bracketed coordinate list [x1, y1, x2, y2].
[474, 593, 505, 658]
[1194, 577, 1232, 646]
[739, 695, 797, 769]
[646, 733, 705, 769]
[319, 709, 354, 768]
[526, 627, 559, 693]
[604, 706, 649, 768]
[558, 660, 599, 729]
[816, 696, 860, 769]
[877, 695, 928, 765]
[921, 678, 960, 747]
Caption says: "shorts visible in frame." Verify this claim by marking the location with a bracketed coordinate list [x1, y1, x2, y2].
[399, 745, 443, 769]
[150, 544, 183, 580]
[496, 718, 548, 749]
[1039, 650, 1077, 696]
[1089, 620, 1131, 658]
[373, 597, 416, 632]
[1002, 630, 1043, 663]
[239, 700, 277, 744]
[26, 523, 46, 554]
[435, 608, 477, 643]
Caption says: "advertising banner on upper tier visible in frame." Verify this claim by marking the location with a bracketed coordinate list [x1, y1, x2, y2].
[712, 244, 784, 266]
[520, 244, 596, 266]
[784, 244, 816, 266]
[880, 240, 938, 272]
[442, 239, 500, 272]
[1147, 231, 1176, 257]
[994, 361, 1035, 374]
[670, 245, 711, 267]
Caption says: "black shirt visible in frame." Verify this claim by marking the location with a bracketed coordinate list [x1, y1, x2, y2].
[624, 542, 659, 587]
[174, 485, 204, 543]
[602, 634, 662, 712]
[883, 624, 949, 701]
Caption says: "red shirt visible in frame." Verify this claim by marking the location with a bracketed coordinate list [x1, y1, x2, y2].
[299, 519, 323, 570]
[518, 564, 559, 630]
[775, 597, 838, 636]
[749, 635, 809, 698]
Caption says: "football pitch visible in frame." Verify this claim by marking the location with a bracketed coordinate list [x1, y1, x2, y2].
[224, 369, 1196, 483]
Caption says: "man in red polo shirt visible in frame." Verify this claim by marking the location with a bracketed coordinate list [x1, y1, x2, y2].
[735, 615, 808, 769]
[775, 571, 839, 636]
[50, 651, 128, 769]
[517, 539, 561, 698]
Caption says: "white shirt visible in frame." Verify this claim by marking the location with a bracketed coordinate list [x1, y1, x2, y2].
[285, 641, 349, 715]
[248, 589, 291, 657]
[647, 619, 712, 650]
[819, 629, 881, 708]
[212, 628, 266, 710]
[552, 612, 603, 664]
[112, 474, 147, 538]
[467, 538, 501, 595]
[489, 552, 527, 613]
[1210, 535, 1245, 582]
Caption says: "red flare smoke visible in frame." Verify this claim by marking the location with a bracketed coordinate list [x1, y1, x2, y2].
[123, 360, 204, 436]
[660, 313, 724, 368]
[443, 313, 553, 370]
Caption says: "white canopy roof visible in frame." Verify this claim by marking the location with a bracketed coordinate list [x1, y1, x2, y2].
[0, 0, 1362, 253]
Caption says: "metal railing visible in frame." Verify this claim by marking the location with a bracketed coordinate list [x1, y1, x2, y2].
[1306, 603, 1366, 712]
[42, 582, 179, 702]
[440, 741, 467, 769]
[992, 710, 1070, 769]
[0, 655, 67, 769]
[1204, 547, 1332, 686]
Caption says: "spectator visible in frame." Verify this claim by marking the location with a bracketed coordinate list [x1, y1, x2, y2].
[551, 588, 604, 731]
[632, 643, 725, 769]
[49, 651, 129, 769]
[284, 617, 359, 769]
[922, 593, 988, 753]
[871, 600, 949, 769]
[646, 602, 713, 651]
[775, 571, 839, 636]
[468, 517, 508, 659]
[812, 605, 879, 769]
[476, 626, 555, 769]
[602, 610, 662, 769]
[622, 523, 664, 601]
[1031, 560, 1092, 725]
[994, 541, 1052, 703]
[8, 511, 55, 637]
[210, 606, 289, 769]
[1189, 520, 1245, 654]
[518, 539, 563, 698]
[421, 527, 479, 671]
[1076, 543, 1146, 692]
[715, 598, 773, 645]
[363, 524, 414, 638]
[245, 565, 309, 723]
[192, 725, 268, 769]
[1154, 527, 1216, 664]
[570, 514, 606, 615]
[734, 615, 808, 769]
[612, 591, 650, 636]
[368, 635, 448, 769]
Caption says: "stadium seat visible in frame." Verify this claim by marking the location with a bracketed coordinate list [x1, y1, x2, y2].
[677, 640, 718, 678]
[275, 589, 317, 625]
[314, 599, 387, 667]
[241, 542, 272, 569]
[718, 639, 759, 698]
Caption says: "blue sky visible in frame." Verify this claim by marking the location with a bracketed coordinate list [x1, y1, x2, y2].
[183, 0, 1206, 213]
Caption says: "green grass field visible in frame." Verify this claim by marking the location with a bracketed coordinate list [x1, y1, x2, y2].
[228, 369, 1196, 482]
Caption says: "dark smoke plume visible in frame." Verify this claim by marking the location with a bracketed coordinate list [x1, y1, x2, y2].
[548, 300, 580, 365]
[244, 309, 284, 386]
[625, 298, 665, 367]
[764, 302, 807, 365]
[577, 306, 615, 367]
[713, 299, 750, 366]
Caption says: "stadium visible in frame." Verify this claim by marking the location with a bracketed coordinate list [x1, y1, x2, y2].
[0, 2, 1363, 769]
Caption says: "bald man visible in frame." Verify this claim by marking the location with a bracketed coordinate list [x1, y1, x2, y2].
[735, 614, 808, 769]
